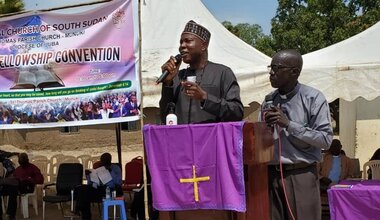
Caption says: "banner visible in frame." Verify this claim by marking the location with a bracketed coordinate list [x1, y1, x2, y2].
[144, 122, 246, 212]
[0, 0, 140, 129]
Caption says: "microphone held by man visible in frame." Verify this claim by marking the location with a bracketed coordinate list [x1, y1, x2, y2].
[156, 54, 182, 84]
[263, 95, 289, 129]
[262, 94, 274, 120]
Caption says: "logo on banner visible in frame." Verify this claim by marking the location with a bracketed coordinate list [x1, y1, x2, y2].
[112, 9, 126, 28]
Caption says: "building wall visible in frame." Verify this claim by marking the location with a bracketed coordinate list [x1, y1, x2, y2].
[356, 120, 380, 166]
[355, 97, 380, 171]
[1, 123, 143, 152]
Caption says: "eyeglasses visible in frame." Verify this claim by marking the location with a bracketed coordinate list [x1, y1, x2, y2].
[267, 64, 296, 72]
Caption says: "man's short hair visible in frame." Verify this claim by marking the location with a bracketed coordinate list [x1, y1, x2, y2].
[331, 139, 342, 149]
[100, 153, 112, 166]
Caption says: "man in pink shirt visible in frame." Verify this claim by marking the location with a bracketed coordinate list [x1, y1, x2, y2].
[13, 153, 44, 193]
[0, 153, 44, 220]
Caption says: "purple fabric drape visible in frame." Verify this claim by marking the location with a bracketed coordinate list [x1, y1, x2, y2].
[328, 180, 380, 220]
[144, 122, 246, 212]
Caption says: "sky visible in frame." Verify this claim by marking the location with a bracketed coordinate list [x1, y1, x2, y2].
[202, 0, 278, 34]
[23, 0, 278, 35]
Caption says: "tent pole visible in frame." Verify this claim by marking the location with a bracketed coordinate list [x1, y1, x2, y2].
[115, 123, 122, 168]
[136, 0, 149, 219]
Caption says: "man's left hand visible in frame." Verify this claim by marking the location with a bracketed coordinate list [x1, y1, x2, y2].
[182, 81, 207, 101]
[264, 106, 289, 128]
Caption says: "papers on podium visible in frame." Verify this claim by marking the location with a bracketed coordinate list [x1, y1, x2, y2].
[89, 166, 112, 186]
[331, 184, 354, 189]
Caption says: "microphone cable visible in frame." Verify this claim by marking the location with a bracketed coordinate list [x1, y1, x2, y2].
[276, 124, 296, 220]
[261, 100, 296, 220]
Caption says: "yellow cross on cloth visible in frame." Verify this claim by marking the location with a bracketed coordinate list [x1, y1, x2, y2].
[179, 165, 210, 202]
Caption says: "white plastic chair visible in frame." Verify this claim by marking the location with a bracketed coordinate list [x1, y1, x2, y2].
[49, 154, 66, 183]
[61, 156, 80, 164]
[19, 160, 48, 218]
[363, 160, 380, 179]
[89, 155, 101, 169]
[33, 160, 50, 184]
[31, 155, 49, 162]
[77, 154, 92, 169]
[20, 187, 38, 218]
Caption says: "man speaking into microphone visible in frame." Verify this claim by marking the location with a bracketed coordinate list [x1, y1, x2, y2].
[263, 49, 333, 220]
[159, 20, 243, 124]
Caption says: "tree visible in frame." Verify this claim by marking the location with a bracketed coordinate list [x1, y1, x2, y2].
[221, 1, 379, 56]
[222, 21, 275, 56]
[350, 0, 380, 32]
[255, 35, 276, 57]
[222, 21, 264, 45]
[271, 0, 380, 54]
[0, 0, 24, 15]
[270, 0, 380, 132]
[272, 0, 351, 54]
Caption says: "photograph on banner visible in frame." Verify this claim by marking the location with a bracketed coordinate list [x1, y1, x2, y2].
[0, 0, 140, 128]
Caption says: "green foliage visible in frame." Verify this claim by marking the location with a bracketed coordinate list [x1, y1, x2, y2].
[0, 0, 24, 14]
[256, 35, 276, 57]
[270, 0, 379, 131]
[271, 0, 380, 54]
[221, 21, 276, 56]
[221, 0, 379, 56]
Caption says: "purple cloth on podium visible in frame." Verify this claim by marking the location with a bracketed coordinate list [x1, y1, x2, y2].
[144, 122, 246, 212]
[328, 180, 380, 220]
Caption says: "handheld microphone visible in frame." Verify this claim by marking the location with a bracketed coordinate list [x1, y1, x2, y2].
[263, 94, 274, 111]
[263, 94, 278, 140]
[156, 54, 182, 84]
[262, 94, 273, 122]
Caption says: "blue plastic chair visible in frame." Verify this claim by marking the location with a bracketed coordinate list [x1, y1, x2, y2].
[102, 199, 127, 220]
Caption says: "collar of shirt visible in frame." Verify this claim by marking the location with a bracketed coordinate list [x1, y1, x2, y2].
[279, 83, 301, 100]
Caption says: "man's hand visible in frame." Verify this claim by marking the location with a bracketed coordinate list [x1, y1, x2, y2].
[181, 81, 207, 101]
[264, 106, 290, 128]
[131, 109, 138, 114]
[160, 56, 182, 85]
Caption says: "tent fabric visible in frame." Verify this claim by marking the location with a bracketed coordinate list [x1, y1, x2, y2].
[143, 1, 380, 106]
[301, 22, 380, 102]
[141, 0, 271, 107]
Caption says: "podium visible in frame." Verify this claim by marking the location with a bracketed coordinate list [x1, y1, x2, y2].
[158, 122, 274, 220]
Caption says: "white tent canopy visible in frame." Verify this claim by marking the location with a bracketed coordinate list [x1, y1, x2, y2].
[301, 22, 380, 102]
[301, 22, 380, 161]
[141, 0, 271, 107]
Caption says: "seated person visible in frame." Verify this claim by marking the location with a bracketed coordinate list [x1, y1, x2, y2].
[367, 148, 380, 179]
[319, 139, 351, 191]
[75, 153, 122, 220]
[0, 152, 18, 176]
[0, 150, 19, 159]
[0, 153, 44, 220]
[13, 153, 44, 194]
